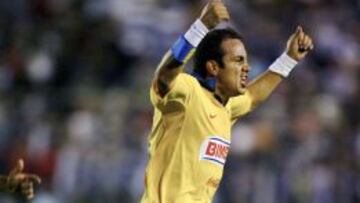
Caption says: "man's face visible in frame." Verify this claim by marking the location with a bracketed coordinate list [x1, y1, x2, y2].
[216, 38, 249, 97]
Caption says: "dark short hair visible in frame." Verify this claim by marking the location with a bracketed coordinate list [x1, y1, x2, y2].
[193, 28, 244, 77]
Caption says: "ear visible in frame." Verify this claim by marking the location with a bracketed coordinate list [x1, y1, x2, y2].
[205, 60, 219, 77]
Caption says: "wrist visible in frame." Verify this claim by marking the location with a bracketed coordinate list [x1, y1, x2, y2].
[286, 50, 300, 62]
[268, 52, 298, 77]
[199, 18, 214, 30]
[184, 19, 209, 47]
[171, 19, 209, 63]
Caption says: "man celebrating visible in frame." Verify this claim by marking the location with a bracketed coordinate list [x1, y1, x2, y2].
[0, 159, 41, 199]
[141, 0, 313, 202]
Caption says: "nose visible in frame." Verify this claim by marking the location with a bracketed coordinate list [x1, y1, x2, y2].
[242, 64, 250, 73]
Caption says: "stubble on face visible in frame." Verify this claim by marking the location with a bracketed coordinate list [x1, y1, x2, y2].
[218, 39, 249, 97]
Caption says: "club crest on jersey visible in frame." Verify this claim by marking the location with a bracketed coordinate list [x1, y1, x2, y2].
[199, 136, 230, 166]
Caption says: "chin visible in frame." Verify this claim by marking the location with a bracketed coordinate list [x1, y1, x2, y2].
[230, 89, 245, 97]
[237, 87, 247, 95]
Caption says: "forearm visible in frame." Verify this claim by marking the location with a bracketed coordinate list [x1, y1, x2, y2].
[247, 70, 283, 108]
[247, 25, 314, 109]
[154, 51, 185, 95]
[155, 19, 209, 95]
[247, 51, 298, 108]
[154, 1, 229, 96]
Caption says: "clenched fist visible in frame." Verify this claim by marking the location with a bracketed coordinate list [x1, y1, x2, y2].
[199, 0, 230, 29]
[6, 159, 41, 199]
[286, 26, 314, 61]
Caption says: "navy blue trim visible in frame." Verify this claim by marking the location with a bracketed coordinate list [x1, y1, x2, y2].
[210, 137, 231, 146]
[203, 157, 225, 165]
[171, 35, 194, 63]
[191, 71, 216, 92]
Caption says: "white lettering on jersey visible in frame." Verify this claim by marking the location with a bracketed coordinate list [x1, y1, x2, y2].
[199, 136, 230, 166]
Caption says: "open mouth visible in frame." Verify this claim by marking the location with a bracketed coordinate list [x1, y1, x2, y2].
[240, 75, 248, 88]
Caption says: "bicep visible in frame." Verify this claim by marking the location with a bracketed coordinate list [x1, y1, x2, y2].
[154, 51, 184, 97]
[247, 71, 283, 108]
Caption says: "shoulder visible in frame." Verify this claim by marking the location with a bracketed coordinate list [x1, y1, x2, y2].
[227, 90, 253, 120]
[174, 72, 202, 91]
[149, 72, 201, 109]
[178, 72, 198, 84]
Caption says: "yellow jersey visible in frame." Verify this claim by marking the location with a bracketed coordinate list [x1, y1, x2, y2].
[141, 73, 252, 203]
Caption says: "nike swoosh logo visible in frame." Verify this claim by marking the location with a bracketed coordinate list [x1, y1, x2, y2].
[209, 113, 217, 119]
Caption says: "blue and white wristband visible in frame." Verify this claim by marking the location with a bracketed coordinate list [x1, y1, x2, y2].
[184, 19, 209, 47]
[171, 19, 209, 63]
[268, 53, 298, 77]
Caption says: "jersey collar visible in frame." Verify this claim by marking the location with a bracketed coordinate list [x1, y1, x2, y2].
[191, 71, 216, 92]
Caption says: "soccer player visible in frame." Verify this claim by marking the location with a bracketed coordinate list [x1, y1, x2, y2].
[0, 159, 41, 199]
[141, 0, 314, 202]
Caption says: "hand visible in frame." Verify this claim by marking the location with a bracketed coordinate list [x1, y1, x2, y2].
[199, 0, 230, 29]
[286, 26, 314, 61]
[6, 159, 41, 199]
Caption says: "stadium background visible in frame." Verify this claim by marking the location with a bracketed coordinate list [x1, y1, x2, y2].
[0, 0, 358, 202]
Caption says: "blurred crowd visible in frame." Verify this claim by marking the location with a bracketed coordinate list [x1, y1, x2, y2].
[0, 0, 358, 203]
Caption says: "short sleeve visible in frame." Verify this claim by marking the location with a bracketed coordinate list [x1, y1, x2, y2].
[150, 73, 194, 113]
[228, 90, 253, 121]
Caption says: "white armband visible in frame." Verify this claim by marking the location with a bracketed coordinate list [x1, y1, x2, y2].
[171, 19, 209, 63]
[184, 19, 209, 47]
[268, 53, 298, 77]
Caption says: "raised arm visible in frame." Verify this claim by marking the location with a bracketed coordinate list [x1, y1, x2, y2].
[154, 0, 229, 97]
[247, 26, 314, 109]
[0, 159, 41, 199]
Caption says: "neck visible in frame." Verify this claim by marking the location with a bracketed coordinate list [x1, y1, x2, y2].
[191, 72, 229, 105]
[214, 86, 229, 105]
